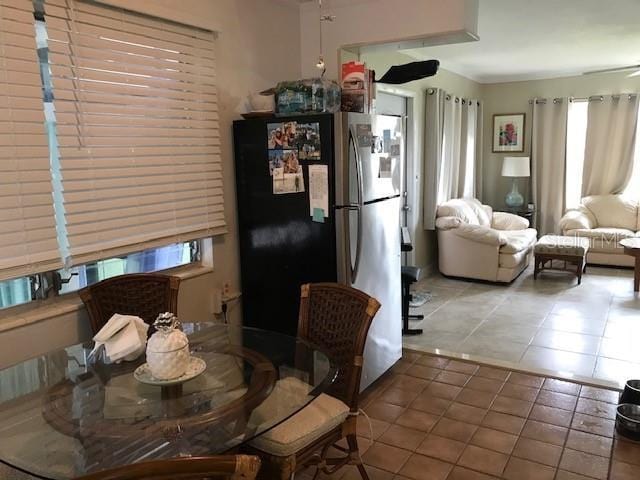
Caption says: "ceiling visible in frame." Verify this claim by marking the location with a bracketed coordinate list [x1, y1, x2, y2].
[402, 0, 640, 83]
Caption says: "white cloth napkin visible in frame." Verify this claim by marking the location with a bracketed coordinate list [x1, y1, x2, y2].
[91, 313, 149, 364]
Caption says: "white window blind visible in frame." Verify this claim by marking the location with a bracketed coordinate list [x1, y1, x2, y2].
[0, 0, 63, 281]
[44, 0, 224, 267]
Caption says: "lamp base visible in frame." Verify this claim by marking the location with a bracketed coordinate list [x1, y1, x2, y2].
[505, 179, 524, 208]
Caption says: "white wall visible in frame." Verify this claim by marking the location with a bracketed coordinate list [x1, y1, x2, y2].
[300, 0, 479, 79]
[0, 0, 303, 367]
[481, 72, 640, 208]
[361, 50, 482, 270]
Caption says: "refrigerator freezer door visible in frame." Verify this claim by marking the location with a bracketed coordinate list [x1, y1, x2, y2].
[353, 197, 402, 390]
[346, 112, 402, 203]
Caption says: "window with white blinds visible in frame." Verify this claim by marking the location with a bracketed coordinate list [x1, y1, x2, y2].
[0, 0, 63, 281]
[43, 0, 224, 267]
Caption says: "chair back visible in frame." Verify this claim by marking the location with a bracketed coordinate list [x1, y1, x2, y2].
[75, 455, 260, 480]
[297, 283, 381, 411]
[79, 273, 180, 334]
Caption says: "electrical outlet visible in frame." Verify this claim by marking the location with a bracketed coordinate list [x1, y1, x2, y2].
[212, 288, 223, 315]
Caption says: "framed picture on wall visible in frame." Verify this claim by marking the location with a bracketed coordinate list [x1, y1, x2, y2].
[492, 113, 525, 152]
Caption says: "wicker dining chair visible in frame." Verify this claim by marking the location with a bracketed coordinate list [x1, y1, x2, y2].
[78, 273, 180, 334]
[247, 282, 381, 480]
[74, 455, 261, 480]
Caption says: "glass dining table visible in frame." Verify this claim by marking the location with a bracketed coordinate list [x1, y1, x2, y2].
[0, 323, 336, 479]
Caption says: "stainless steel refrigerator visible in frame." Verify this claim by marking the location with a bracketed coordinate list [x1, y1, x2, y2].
[233, 112, 402, 390]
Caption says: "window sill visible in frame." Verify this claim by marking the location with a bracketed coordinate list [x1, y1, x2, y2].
[0, 264, 214, 334]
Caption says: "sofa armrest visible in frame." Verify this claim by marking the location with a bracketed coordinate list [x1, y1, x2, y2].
[435, 216, 463, 230]
[492, 212, 529, 230]
[452, 224, 505, 246]
[559, 207, 596, 232]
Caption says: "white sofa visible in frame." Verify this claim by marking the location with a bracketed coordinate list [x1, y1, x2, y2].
[436, 198, 538, 283]
[559, 194, 638, 267]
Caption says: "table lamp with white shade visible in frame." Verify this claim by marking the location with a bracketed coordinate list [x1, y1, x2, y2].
[502, 156, 530, 208]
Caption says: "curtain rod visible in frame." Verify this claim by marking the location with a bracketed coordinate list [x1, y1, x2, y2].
[427, 88, 481, 106]
[529, 94, 638, 104]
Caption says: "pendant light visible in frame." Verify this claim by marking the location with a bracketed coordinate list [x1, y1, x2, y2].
[316, 0, 335, 76]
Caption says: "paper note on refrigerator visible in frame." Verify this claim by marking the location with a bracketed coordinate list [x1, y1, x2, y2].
[309, 164, 329, 218]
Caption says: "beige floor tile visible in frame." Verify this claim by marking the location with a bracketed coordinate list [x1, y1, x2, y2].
[541, 314, 607, 336]
[456, 337, 529, 363]
[593, 356, 640, 388]
[531, 329, 601, 355]
[520, 346, 597, 377]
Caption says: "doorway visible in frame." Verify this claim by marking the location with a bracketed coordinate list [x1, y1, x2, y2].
[376, 90, 414, 266]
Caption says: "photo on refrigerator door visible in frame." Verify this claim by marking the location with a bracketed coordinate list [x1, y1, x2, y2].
[268, 149, 284, 176]
[267, 122, 288, 149]
[294, 122, 321, 160]
[272, 150, 305, 194]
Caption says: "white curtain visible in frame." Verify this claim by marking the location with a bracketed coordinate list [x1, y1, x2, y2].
[582, 94, 640, 196]
[531, 98, 569, 234]
[424, 89, 483, 229]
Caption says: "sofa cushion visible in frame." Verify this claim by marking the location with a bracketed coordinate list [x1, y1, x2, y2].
[492, 212, 529, 230]
[559, 206, 597, 232]
[453, 224, 504, 246]
[564, 228, 635, 254]
[465, 198, 492, 226]
[582, 195, 638, 230]
[249, 378, 350, 456]
[499, 229, 537, 254]
[437, 199, 480, 225]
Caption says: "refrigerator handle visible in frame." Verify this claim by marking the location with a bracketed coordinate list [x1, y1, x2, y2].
[348, 126, 363, 284]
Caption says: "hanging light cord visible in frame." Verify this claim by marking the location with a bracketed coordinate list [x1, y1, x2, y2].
[316, 0, 335, 77]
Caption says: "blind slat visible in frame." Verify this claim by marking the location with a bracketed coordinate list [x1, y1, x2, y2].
[48, 0, 224, 266]
[0, 0, 63, 281]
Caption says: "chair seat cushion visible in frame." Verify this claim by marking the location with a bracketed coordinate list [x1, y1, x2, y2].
[534, 235, 590, 257]
[249, 378, 350, 456]
[499, 229, 537, 254]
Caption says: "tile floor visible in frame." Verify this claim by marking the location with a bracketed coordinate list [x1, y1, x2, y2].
[300, 351, 637, 480]
[404, 263, 640, 388]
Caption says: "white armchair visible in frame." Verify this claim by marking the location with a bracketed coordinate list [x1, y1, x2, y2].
[436, 198, 537, 282]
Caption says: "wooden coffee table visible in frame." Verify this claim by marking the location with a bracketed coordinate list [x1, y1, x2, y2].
[620, 238, 640, 292]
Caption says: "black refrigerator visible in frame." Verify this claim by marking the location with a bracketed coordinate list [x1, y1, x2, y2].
[234, 112, 403, 390]
[233, 113, 337, 337]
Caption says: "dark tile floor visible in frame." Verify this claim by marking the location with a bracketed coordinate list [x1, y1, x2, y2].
[301, 350, 639, 480]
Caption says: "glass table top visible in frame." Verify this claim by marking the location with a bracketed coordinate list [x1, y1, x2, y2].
[0, 323, 335, 479]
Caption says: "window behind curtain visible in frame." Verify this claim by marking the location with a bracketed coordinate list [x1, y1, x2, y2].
[565, 100, 588, 209]
[565, 99, 640, 209]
